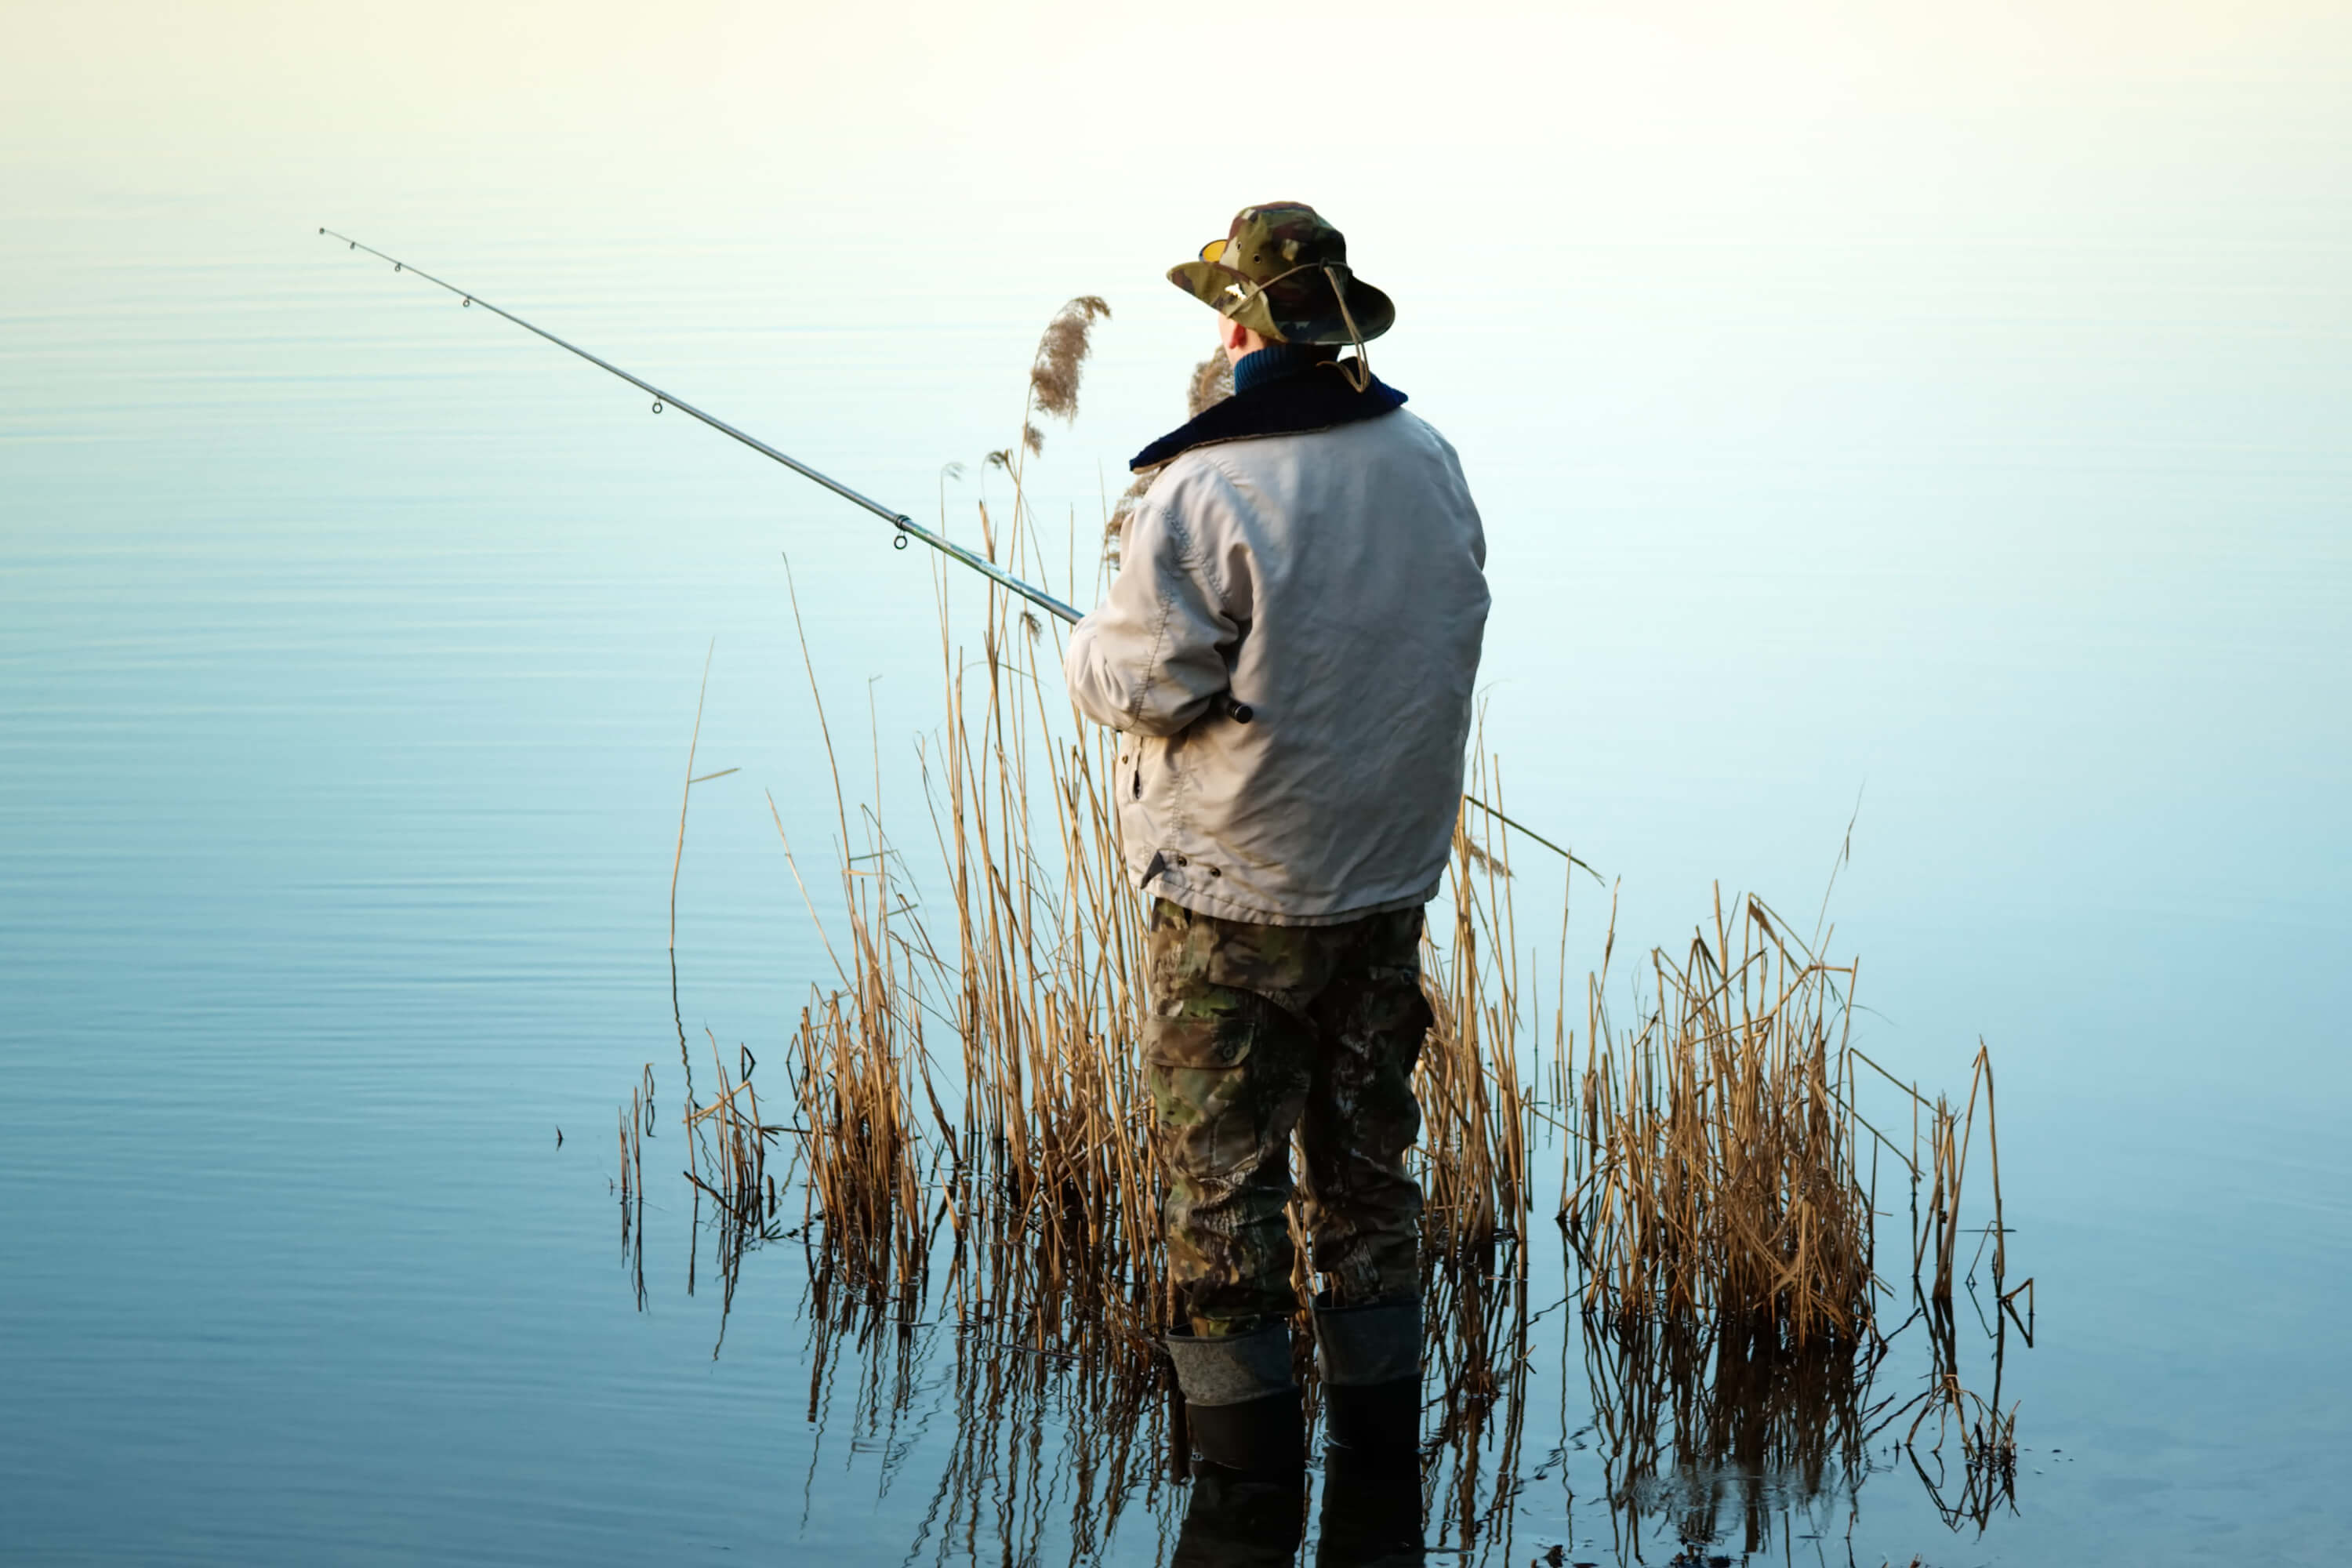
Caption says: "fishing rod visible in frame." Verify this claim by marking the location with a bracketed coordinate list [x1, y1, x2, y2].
[320, 229, 1605, 867]
[317, 227, 1083, 627]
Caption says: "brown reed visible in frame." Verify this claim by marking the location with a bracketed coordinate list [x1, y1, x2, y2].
[764, 564, 946, 1317]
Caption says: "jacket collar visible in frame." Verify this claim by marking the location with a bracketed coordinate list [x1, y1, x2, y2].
[1129, 360, 1407, 472]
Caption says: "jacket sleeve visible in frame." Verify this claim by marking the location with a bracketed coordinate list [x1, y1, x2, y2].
[1065, 469, 1239, 737]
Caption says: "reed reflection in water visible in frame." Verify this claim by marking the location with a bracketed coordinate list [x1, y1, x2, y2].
[629, 1149, 2023, 1566]
[631, 898, 2024, 1568]
[779, 1228, 1545, 1566]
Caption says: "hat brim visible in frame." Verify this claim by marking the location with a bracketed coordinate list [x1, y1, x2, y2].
[1166, 260, 1396, 346]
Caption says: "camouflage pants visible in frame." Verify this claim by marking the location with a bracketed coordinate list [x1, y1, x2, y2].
[1142, 897, 1432, 1335]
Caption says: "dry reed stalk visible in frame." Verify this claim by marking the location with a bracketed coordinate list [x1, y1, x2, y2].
[764, 570, 945, 1316]
[668, 639, 742, 952]
[1850, 1040, 2025, 1327]
[1416, 747, 1543, 1276]
[1921, 1045, 2005, 1305]
[618, 1071, 648, 1309]
[686, 1033, 774, 1214]
[1840, 1039, 2024, 1526]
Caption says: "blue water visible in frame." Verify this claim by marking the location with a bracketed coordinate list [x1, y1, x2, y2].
[5, 69, 2350, 1562]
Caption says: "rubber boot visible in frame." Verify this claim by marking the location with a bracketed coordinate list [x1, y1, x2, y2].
[1311, 1295, 1425, 1565]
[1316, 1439, 1425, 1566]
[1166, 1321, 1306, 1477]
[1186, 1385, 1308, 1475]
[1311, 1294, 1421, 1454]
[1172, 1454, 1307, 1567]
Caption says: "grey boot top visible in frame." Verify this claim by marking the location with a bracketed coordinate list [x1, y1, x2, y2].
[1312, 1296, 1421, 1388]
[1165, 1321, 1297, 1407]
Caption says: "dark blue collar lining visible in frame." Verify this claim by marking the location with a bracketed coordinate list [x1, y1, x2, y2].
[1129, 361, 1407, 472]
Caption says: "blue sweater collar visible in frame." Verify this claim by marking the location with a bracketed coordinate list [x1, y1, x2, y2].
[1232, 342, 1325, 394]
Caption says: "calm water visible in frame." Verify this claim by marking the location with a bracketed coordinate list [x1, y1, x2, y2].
[5, 16, 2350, 1560]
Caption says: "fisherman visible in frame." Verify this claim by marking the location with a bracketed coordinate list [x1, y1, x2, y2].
[1065, 203, 1491, 1492]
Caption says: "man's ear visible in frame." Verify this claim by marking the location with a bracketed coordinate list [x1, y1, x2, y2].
[1218, 314, 1251, 355]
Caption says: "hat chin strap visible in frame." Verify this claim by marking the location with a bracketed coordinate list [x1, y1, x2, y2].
[1322, 265, 1373, 394]
[1222, 262, 1374, 394]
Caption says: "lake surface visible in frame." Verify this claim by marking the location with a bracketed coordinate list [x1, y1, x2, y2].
[5, 14, 2350, 1561]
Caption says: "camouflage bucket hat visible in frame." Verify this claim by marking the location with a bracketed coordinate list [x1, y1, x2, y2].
[1167, 202, 1396, 350]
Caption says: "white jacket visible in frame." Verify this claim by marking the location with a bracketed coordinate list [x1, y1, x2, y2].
[1065, 408, 1490, 925]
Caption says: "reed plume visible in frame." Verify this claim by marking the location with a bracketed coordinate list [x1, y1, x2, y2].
[1022, 295, 1112, 456]
[1186, 351, 1232, 417]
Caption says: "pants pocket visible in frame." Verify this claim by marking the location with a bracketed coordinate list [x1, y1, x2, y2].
[1145, 1003, 1265, 1181]
[1143, 1006, 1259, 1071]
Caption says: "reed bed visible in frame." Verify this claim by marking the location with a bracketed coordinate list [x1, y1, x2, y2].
[615, 296, 2027, 1563]
[928, 571, 1167, 1351]
[786, 982, 933, 1304]
[701, 297, 1939, 1363]
[779, 610, 1548, 1359]
[1560, 887, 1875, 1345]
